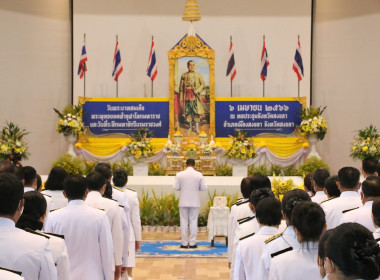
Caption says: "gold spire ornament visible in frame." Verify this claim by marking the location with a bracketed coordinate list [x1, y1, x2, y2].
[182, 0, 201, 22]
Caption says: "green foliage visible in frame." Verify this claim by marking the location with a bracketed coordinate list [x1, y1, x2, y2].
[357, 125, 379, 139]
[216, 163, 232, 176]
[166, 193, 180, 226]
[52, 154, 86, 175]
[148, 162, 165, 176]
[270, 164, 283, 176]
[151, 189, 169, 226]
[139, 189, 155, 226]
[296, 156, 330, 176]
[130, 128, 153, 141]
[198, 212, 208, 227]
[282, 165, 298, 176]
[111, 159, 133, 175]
[300, 105, 326, 119]
[248, 165, 270, 176]
[83, 160, 97, 174]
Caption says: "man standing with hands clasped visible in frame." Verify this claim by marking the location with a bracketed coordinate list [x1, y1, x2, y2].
[173, 159, 207, 249]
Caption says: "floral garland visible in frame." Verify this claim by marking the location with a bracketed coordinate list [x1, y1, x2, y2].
[226, 130, 256, 160]
[54, 105, 84, 137]
[299, 105, 327, 140]
[350, 125, 380, 160]
[0, 122, 29, 160]
[126, 128, 155, 160]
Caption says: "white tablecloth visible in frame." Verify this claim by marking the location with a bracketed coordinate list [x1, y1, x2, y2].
[207, 207, 230, 241]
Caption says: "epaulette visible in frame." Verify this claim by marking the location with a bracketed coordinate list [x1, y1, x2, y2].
[42, 193, 51, 198]
[239, 216, 255, 225]
[0, 267, 22, 276]
[320, 196, 338, 204]
[236, 200, 249, 206]
[237, 216, 251, 223]
[50, 208, 61, 212]
[106, 197, 118, 203]
[24, 228, 50, 239]
[265, 233, 282, 244]
[375, 237, 380, 242]
[126, 187, 136, 192]
[240, 232, 255, 241]
[45, 232, 65, 239]
[113, 186, 124, 192]
[342, 207, 360, 214]
[118, 204, 124, 208]
[271, 247, 293, 258]
[96, 208, 105, 211]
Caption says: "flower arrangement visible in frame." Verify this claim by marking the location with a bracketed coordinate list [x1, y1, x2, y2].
[165, 143, 181, 155]
[0, 122, 29, 160]
[186, 143, 197, 156]
[350, 125, 380, 160]
[299, 105, 327, 140]
[53, 105, 84, 137]
[271, 178, 302, 200]
[226, 130, 256, 160]
[202, 142, 217, 155]
[126, 128, 155, 160]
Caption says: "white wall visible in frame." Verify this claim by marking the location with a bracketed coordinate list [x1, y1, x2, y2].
[0, 0, 71, 174]
[313, 0, 380, 173]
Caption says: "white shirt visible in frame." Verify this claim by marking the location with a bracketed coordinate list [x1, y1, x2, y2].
[0, 268, 24, 280]
[269, 242, 320, 280]
[0, 217, 57, 280]
[340, 201, 375, 232]
[258, 226, 300, 280]
[311, 191, 328, 204]
[41, 190, 68, 211]
[85, 191, 124, 266]
[173, 166, 207, 208]
[321, 191, 362, 229]
[45, 200, 114, 280]
[234, 226, 280, 280]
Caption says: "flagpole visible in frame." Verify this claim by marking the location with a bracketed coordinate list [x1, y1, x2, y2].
[151, 35, 154, 98]
[83, 33, 86, 97]
[263, 35, 265, 98]
[230, 35, 233, 97]
[297, 34, 300, 98]
[116, 35, 119, 98]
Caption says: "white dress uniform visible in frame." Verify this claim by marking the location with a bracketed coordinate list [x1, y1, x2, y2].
[0, 267, 24, 280]
[311, 191, 327, 204]
[113, 186, 141, 267]
[269, 242, 320, 280]
[257, 225, 300, 280]
[45, 200, 114, 280]
[374, 228, 380, 244]
[85, 191, 124, 268]
[0, 217, 57, 280]
[41, 190, 68, 211]
[228, 198, 254, 279]
[234, 226, 280, 280]
[43, 232, 70, 280]
[321, 191, 362, 229]
[340, 201, 375, 231]
[173, 166, 207, 246]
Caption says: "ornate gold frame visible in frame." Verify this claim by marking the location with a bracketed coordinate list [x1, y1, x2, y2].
[168, 34, 215, 139]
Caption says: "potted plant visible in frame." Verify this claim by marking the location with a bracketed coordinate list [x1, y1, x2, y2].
[0, 122, 29, 164]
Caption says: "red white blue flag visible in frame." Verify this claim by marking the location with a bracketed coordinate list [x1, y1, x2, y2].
[112, 41, 123, 81]
[293, 39, 304, 81]
[260, 40, 269, 81]
[146, 40, 157, 81]
[226, 41, 236, 81]
[77, 45, 87, 79]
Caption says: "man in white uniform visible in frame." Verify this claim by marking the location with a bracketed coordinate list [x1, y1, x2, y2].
[358, 157, 378, 195]
[0, 172, 57, 280]
[311, 168, 329, 204]
[45, 174, 114, 280]
[0, 267, 24, 280]
[321, 167, 362, 230]
[173, 159, 207, 248]
[340, 175, 380, 231]
[85, 171, 124, 280]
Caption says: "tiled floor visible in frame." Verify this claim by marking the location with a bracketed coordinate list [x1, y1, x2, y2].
[132, 232, 230, 280]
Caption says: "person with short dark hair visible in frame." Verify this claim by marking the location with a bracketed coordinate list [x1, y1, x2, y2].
[16, 191, 70, 280]
[249, 174, 271, 191]
[341, 175, 380, 231]
[0, 173, 57, 280]
[258, 189, 311, 280]
[303, 173, 315, 197]
[311, 168, 330, 203]
[323, 175, 340, 200]
[22, 166, 37, 193]
[324, 223, 380, 280]
[234, 197, 282, 280]
[41, 167, 68, 211]
[372, 200, 380, 243]
[317, 229, 334, 279]
[173, 158, 207, 249]
[362, 157, 379, 178]
[321, 167, 362, 229]
[45, 174, 114, 280]
[0, 159, 15, 174]
[269, 201, 326, 280]
[36, 174, 42, 192]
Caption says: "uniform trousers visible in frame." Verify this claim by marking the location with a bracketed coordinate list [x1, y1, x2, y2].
[180, 207, 199, 246]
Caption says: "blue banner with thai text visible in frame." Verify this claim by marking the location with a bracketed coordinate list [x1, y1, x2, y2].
[215, 98, 304, 137]
[82, 99, 169, 138]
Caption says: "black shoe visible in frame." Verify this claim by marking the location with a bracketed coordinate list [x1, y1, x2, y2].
[189, 245, 198, 249]
[180, 245, 188, 249]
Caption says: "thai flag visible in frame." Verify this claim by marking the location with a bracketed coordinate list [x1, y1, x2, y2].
[226, 41, 236, 81]
[260, 41, 269, 81]
[77, 45, 87, 79]
[112, 41, 123, 81]
[146, 40, 157, 81]
[293, 39, 304, 81]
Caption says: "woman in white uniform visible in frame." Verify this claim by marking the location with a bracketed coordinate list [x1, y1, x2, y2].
[41, 167, 68, 211]
[324, 223, 380, 280]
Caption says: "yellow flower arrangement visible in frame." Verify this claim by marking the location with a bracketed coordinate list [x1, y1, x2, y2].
[350, 125, 380, 160]
[271, 178, 302, 200]
[299, 105, 327, 141]
[0, 122, 29, 160]
[126, 128, 155, 160]
[226, 130, 256, 160]
[54, 105, 84, 137]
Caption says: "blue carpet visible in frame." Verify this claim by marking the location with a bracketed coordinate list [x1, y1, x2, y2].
[137, 240, 227, 258]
